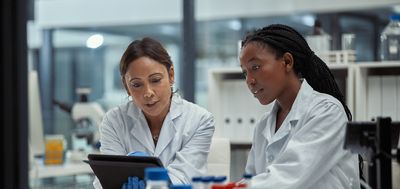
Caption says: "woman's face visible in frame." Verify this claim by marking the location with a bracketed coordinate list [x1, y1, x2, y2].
[239, 42, 289, 105]
[124, 56, 174, 118]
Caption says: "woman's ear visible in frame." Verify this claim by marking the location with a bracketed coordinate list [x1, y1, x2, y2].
[283, 52, 294, 71]
[121, 76, 131, 96]
[169, 66, 175, 85]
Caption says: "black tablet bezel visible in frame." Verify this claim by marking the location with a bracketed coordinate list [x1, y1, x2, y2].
[87, 154, 163, 167]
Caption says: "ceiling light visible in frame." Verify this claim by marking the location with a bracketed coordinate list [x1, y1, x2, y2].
[86, 34, 104, 49]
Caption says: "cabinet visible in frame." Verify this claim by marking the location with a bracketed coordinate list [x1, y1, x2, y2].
[208, 61, 400, 144]
[208, 67, 270, 144]
[354, 61, 400, 121]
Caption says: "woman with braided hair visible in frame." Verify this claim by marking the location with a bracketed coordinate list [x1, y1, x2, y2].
[240, 24, 360, 188]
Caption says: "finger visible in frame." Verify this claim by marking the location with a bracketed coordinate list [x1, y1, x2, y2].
[139, 180, 145, 189]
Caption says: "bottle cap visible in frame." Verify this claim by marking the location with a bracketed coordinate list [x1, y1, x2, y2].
[213, 176, 227, 183]
[211, 185, 226, 189]
[145, 168, 169, 181]
[191, 177, 202, 182]
[201, 176, 214, 183]
[170, 185, 192, 189]
[243, 173, 253, 179]
[390, 14, 400, 21]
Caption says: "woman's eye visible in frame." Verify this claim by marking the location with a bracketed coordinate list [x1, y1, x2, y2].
[130, 83, 141, 88]
[151, 78, 161, 83]
[252, 65, 260, 70]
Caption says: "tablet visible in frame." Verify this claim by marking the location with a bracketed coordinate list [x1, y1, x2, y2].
[85, 154, 164, 189]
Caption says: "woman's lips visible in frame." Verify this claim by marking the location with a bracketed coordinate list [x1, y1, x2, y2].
[252, 88, 264, 97]
[252, 88, 263, 94]
[146, 101, 158, 107]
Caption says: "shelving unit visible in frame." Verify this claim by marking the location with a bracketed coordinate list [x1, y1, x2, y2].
[208, 61, 400, 144]
[208, 67, 269, 145]
[354, 61, 400, 121]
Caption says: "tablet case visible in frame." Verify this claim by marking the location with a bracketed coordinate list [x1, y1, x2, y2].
[85, 154, 163, 189]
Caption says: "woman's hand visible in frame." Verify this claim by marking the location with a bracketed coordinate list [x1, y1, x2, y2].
[122, 176, 145, 189]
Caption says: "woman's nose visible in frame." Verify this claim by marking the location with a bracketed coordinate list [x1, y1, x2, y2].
[246, 76, 256, 86]
[143, 86, 155, 98]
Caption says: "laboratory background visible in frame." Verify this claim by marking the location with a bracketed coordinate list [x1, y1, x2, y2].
[1, 0, 400, 189]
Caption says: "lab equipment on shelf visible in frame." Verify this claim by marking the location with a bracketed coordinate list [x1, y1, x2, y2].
[380, 15, 400, 61]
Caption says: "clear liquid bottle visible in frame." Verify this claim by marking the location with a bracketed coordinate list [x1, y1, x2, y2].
[380, 15, 400, 61]
[145, 167, 169, 189]
[306, 19, 331, 54]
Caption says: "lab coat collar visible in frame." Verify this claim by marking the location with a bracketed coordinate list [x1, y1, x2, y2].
[169, 93, 184, 121]
[127, 93, 183, 154]
[127, 104, 154, 153]
[262, 79, 314, 142]
[288, 79, 314, 123]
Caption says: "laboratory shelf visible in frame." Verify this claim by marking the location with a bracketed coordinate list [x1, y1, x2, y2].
[208, 61, 400, 144]
[327, 63, 351, 70]
[356, 61, 400, 68]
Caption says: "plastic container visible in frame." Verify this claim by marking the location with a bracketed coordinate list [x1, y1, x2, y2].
[210, 176, 227, 189]
[213, 176, 227, 184]
[306, 19, 331, 53]
[145, 168, 169, 189]
[191, 177, 203, 189]
[380, 15, 400, 61]
[201, 176, 214, 189]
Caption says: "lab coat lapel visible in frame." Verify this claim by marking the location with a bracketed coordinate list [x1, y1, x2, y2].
[269, 80, 313, 144]
[262, 102, 279, 141]
[154, 94, 182, 156]
[154, 117, 176, 156]
[269, 119, 292, 145]
[127, 103, 155, 153]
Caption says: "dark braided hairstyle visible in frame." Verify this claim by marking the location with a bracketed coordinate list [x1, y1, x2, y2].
[241, 24, 352, 121]
[242, 24, 366, 187]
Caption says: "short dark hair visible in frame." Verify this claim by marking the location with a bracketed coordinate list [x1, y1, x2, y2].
[120, 37, 173, 78]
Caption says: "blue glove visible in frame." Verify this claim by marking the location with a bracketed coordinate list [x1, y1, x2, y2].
[122, 176, 145, 189]
[127, 151, 150, 157]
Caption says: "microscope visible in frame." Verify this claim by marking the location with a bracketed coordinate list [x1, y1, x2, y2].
[53, 88, 105, 152]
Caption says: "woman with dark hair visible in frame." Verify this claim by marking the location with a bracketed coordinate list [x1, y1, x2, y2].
[95, 37, 215, 187]
[240, 24, 360, 188]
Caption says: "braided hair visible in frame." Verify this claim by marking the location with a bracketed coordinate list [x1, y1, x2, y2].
[241, 24, 352, 121]
[242, 24, 367, 187]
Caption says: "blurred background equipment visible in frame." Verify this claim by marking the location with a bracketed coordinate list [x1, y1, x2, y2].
[344, 117, 400, 189]
[29, 70, 46, 157]
[53, 88, 105, 153]
[380, 14, 400, 61]
[44, 135, 66, 165]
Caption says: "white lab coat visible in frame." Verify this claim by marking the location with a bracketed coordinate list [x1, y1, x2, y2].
[246, 80, 360, 189]
[94, 93, 215, 188]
